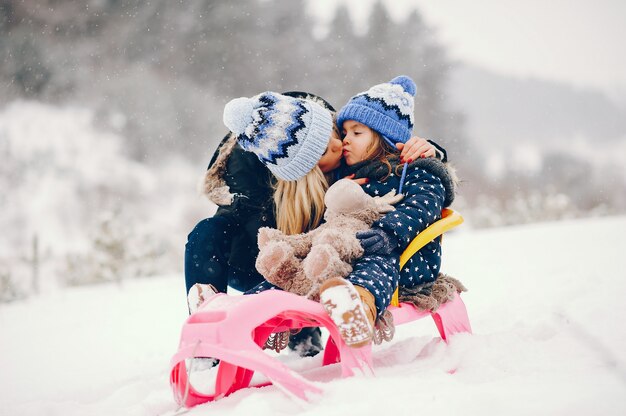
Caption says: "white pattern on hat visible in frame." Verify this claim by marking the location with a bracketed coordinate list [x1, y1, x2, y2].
[364, 83, 415, 125]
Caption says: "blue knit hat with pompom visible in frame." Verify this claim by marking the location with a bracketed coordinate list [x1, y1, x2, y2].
[223, 91, 333, 181]
[336, 75, 416, 146]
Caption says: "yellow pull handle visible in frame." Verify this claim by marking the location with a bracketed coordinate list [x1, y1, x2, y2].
[390, 209, 463, 307]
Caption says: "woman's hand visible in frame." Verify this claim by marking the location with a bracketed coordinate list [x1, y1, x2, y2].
[344, 173, 369, 185]
[396, 136, 436, 163]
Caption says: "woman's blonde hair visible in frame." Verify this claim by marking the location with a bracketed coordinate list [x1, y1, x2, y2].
[273, 166, 329, 235]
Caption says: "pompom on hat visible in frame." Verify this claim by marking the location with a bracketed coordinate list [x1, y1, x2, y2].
[223, 91, 333, 181]
[336, 75, 416, 146]
[223, 97, 256, 136]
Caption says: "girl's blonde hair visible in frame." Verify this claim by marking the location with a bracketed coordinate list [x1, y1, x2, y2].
[273, 166, 329, 235]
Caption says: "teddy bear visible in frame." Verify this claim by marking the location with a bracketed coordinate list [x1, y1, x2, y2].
[255, 179, 403, 300]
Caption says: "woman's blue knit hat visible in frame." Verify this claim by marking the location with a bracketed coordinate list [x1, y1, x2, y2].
[336, 75, 416, 146]
[223, 91, 333, 181]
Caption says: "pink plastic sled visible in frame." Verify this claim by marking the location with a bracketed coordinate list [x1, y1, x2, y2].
[169, 290, 471, 407]
[169, 209, 472, 407]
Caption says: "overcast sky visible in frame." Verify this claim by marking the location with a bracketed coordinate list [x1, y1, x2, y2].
[306, 0, 626, 97]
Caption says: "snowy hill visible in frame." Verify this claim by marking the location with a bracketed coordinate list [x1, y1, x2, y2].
[1, 216, 625, 416]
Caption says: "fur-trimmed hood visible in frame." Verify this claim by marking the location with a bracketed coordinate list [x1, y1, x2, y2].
[202, 133, 239, 206]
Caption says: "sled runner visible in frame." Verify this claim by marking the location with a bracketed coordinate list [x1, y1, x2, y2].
[170, 209, 471, 407]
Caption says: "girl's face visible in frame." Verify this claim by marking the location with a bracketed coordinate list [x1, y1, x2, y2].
[318, 124, 343, 173]
[341, 120, 376, 166]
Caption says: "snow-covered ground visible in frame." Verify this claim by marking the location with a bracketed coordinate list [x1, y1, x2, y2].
[1, 216, 625, 416]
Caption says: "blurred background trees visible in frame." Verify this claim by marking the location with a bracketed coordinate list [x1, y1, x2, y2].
[1, 0, 466, 162]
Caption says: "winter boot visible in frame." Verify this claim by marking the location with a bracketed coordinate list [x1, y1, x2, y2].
[187, 283, 219, 314]
[186, 283, 220, 370]
[288, 327, 324, 357]
[319, 277, 375, 348]
[186, 356, 220, 372]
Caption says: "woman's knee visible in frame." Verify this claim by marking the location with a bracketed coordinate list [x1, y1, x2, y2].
[185, 217, 232, 256]
[184, 217, 232, 293]
[187, 216, 229, 242]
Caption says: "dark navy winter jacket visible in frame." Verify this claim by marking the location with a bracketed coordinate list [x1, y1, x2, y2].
[206, 134, 276, 273]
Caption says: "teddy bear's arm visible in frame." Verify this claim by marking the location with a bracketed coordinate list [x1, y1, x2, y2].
[256, 240, 313, 295]
[258, 226, 312, 257]
[372, 189, 404, 214]
[311, 221, 365, 260]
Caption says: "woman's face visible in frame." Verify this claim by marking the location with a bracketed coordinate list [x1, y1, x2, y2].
[341, 120, 376, 166]
[318, 124, 343, 173]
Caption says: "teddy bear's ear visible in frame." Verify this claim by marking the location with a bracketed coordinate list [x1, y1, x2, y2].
[324, 179, 370, 213]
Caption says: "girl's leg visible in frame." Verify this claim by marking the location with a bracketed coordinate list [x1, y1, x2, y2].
[345, 254, 400, 319]
[320, 255, 399, 347]
[399, 240, 441, 289]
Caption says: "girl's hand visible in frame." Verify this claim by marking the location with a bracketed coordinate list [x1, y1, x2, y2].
[344, 173, 369, 185]
[356, 229, 396, 256]
[396, 136, 436, 163]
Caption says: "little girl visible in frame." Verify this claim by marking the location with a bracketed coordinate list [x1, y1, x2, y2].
[319, 75, 457, 347]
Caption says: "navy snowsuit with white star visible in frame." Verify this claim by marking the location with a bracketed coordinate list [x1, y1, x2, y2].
[338, 156, 455, 317]
[248, 156, 455, 319]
